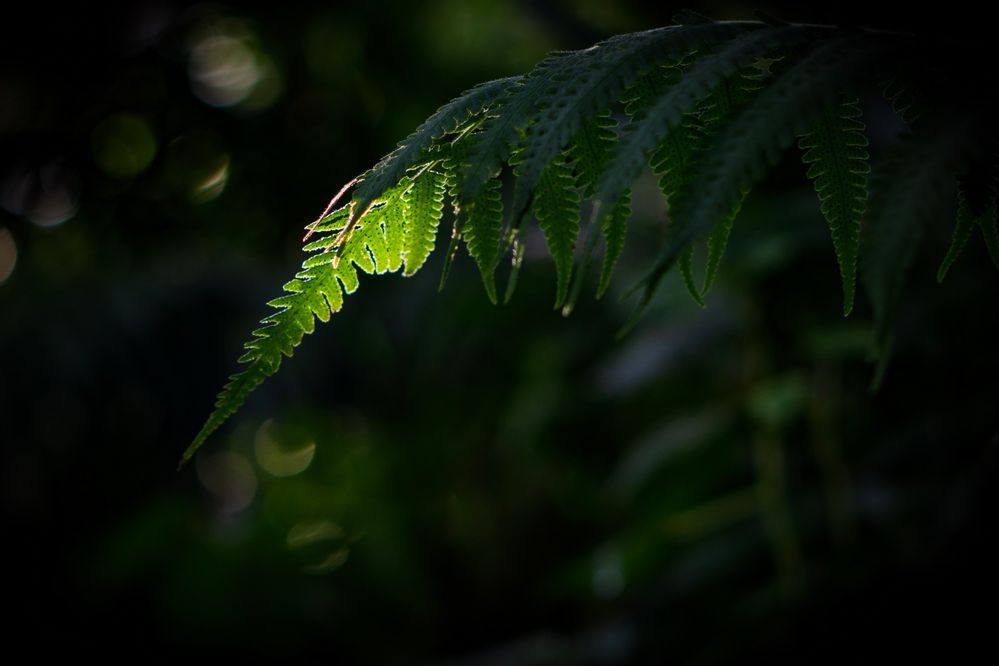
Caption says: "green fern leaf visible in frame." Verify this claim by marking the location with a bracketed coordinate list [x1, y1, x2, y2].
[402, 167, 446, 276]
[702, 203, 741, 294]
[597, 193, 631, 298]
[676, 246, 703, 305]
[562, 114, 627, 311]
[461, 174, 505, 303]
[562, 111, 630, 308]
[569, 112, 618, 198]
[534, 154, 581, 307]
[695, 62, 771, 295]
[182, 192, 407, 465]
[438, 135, 475, 290]
[799, 97, 870, 315]
[621, 60, 703, 304]
[192, 18, 997, 463]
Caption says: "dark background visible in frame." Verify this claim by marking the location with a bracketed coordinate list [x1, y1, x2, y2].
[2, 1, 996, 662]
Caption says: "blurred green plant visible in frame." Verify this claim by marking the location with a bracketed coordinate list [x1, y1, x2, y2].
[182, 11, 998, 466]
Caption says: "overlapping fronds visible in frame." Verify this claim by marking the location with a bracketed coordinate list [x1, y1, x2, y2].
[186, 14, 998, 462]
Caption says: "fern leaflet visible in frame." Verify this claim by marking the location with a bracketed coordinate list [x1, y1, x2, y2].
[461, 174, 506, 303]
[799, 97, 870, 315]
[402, 167, 446, 276]
[534, 154, 581, 307]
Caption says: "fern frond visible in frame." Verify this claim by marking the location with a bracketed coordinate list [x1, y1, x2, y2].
[561, 113, 627, 311]
[461, 174, 505, 303]
[702, 204, 742, 294]
[629, 35, 884, 319]
[183, 193, 407, 465]
[695, 62, 772, 295]
[534, 154, 581, 307]
[597, 193, 631, 298]
[569, 112, 618, 198]
[799, 97, 870, 315]
[438, 135, 475, 289]
[191, 16, 996, 463]
[402, 167, 446, 276]
[676, 247, 703, 305]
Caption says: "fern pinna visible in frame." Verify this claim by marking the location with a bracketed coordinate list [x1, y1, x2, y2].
[182, 13, 998, 465]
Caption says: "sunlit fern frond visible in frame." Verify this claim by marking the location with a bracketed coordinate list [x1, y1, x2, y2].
[185, 15, 997, 463]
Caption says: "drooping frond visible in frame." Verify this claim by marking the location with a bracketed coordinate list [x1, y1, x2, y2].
[597, 193, 631, 298]
[461, 174, 505, 303]
[564, 113, 629, 308]
[569, 112, 618, 198]
[533, 154, 581, 307]
[438, 133, 476, 289]
[183, 188, 408, 465]
[402, 167, 446, 276]
[676, 247, 702, 306]
[799, 97, 870, 315]
[619, 60, 700, 305]
[189, 15, 998, 461]
[696, 61, 774, 295]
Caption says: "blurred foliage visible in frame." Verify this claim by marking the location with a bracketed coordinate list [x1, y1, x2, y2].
[1, 1, 996, 663]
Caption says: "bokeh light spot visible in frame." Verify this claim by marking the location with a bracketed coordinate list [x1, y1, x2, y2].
[0, 227, 17, 284]
[194, 157, 229, 202]
[254, 419, 316, 477]
[196, 451, 257, 514]
[164, 131, 230, 203]
[188, 18, 281, 111]
[287, 520, 349, 575]
[91, 113, 158, 178]
[0, 162, 79, 227]
[302, 548, 349, 574]
[592, 547, 624, 599]
[287, 520, 343, 548]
